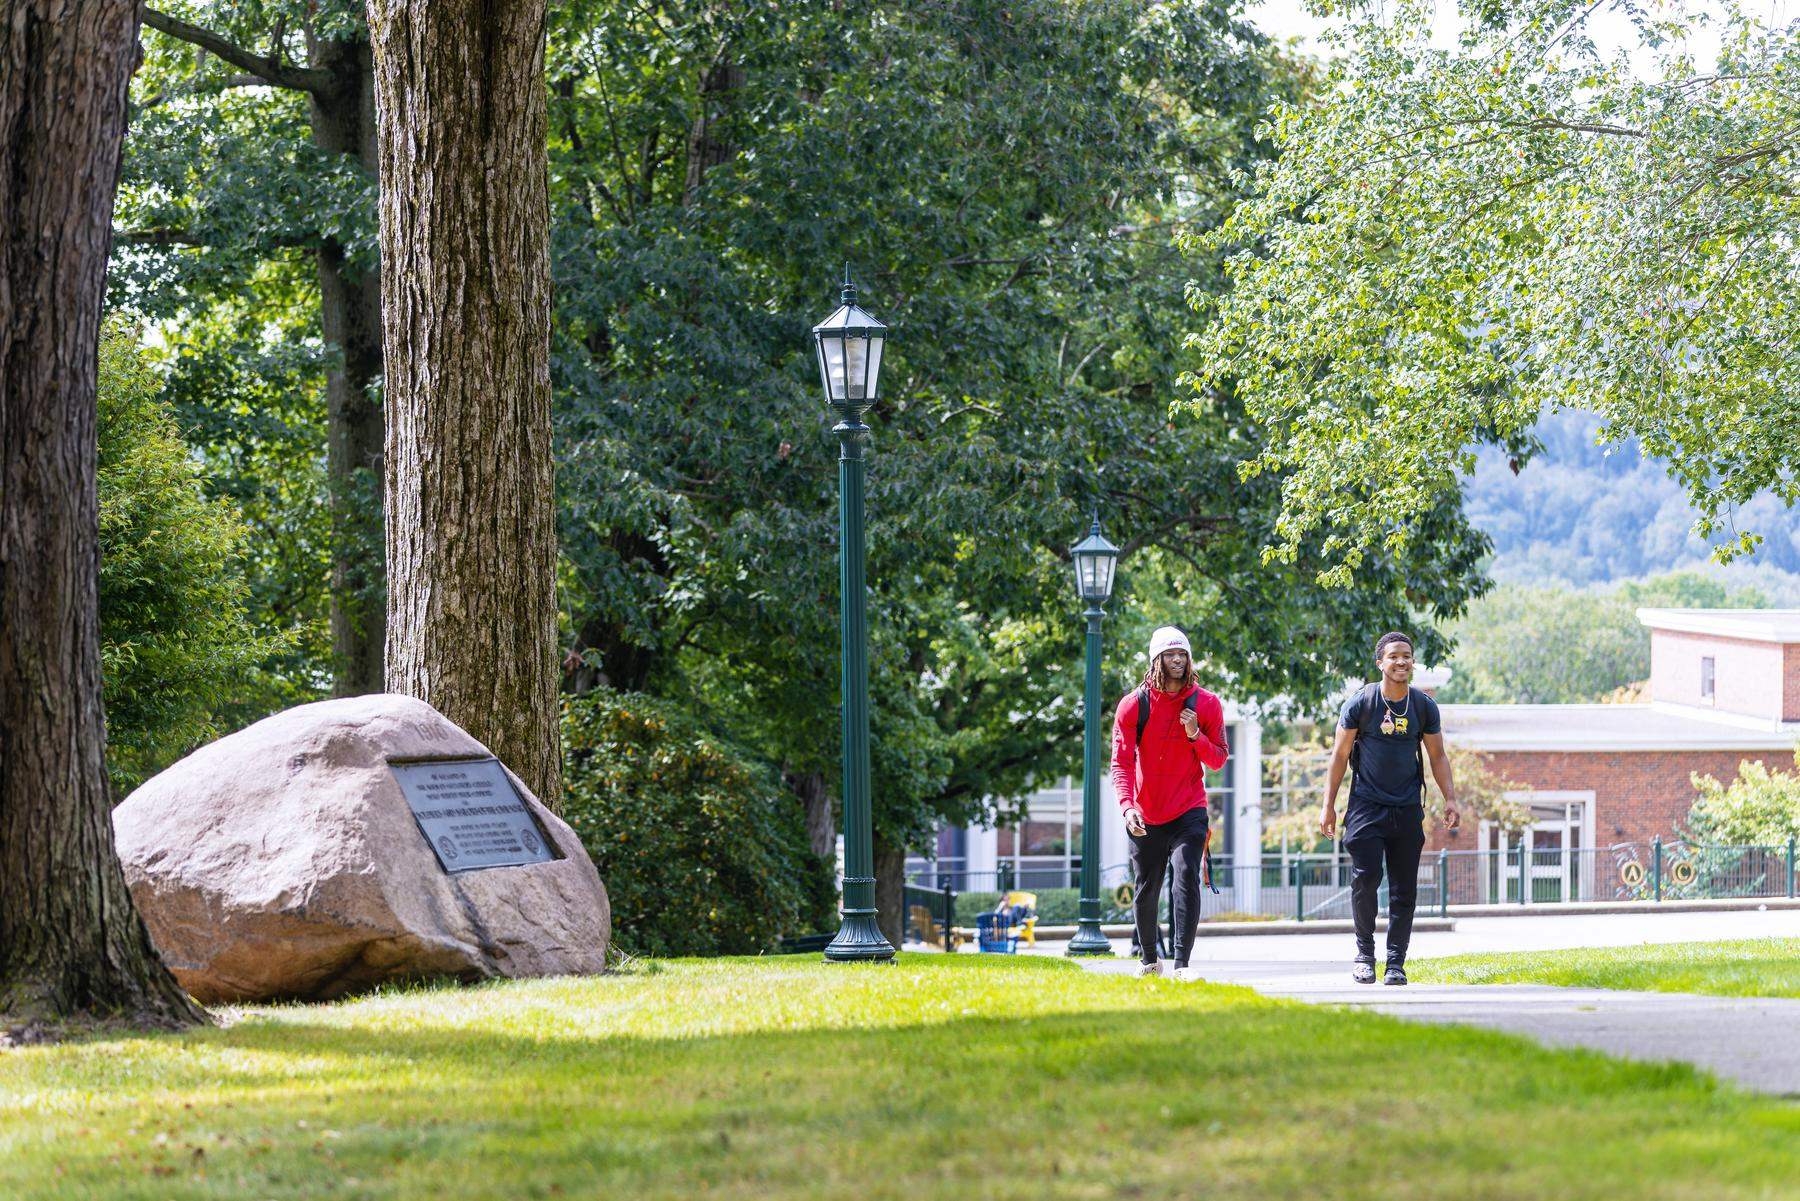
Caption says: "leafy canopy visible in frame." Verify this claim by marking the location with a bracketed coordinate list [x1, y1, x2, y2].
[1189, 0, 1800, 584]
[113, 0, 1495, 861]
[548, 0, 1493, 849]
[96, 324, 277, 795]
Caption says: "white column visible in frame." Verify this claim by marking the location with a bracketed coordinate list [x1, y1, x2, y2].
[1233, 715, 1263, 914]
[1098, 773, 1128, 893]
[966, 821, 998, 885]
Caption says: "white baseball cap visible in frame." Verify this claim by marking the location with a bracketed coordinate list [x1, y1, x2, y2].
[1148, 626, 1191, 661]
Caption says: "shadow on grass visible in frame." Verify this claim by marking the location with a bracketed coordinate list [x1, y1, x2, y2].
[4, 970, 1797, 1201]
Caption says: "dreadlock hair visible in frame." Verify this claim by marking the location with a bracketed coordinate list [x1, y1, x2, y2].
[1374, 631, 1414, 661]
[1142, 650, 1193, 693]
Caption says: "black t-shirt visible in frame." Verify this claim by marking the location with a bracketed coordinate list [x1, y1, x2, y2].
[1339, 685, 1440, 807]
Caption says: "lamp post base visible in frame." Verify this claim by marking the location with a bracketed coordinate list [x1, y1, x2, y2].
[823, 910, 896, 962]
[1065, 920, 1113, 957]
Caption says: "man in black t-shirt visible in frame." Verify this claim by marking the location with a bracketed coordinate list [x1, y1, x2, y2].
[1319, 631, 1462, 985]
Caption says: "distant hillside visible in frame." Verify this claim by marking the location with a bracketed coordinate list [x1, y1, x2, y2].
[1464, 410, 1800, 597]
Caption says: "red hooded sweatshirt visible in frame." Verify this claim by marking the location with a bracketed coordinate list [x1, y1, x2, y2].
[1111, 682, 1229, 826]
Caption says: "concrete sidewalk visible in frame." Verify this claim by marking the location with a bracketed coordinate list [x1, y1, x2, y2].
[1067, 911, 1800, 1095]
[1032, 905, 1800, 961]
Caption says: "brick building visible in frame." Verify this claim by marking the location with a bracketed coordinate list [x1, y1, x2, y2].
[1438, 609, 1800, 874]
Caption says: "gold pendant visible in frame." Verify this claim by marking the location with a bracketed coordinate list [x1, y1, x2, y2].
[1395, 717, 1408, 734]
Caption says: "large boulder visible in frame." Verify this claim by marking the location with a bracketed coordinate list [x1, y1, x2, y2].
[113, 694, 609, 1002]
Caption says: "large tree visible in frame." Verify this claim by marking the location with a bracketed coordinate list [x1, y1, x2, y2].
[123, 1, 384, 696]
[546, 0, 1491, 941]
[369, 0, 563, 807]
[1, 0, 204, 1031]
[1192, 0, 1800, 583]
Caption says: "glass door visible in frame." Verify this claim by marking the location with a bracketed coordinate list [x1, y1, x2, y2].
[1527, 824, 1566, 903]
[1489, 801, 1585, 903]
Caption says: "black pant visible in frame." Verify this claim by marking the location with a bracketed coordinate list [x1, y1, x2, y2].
[1343, 800, 1425, 964]
[1129, 806, 1208, 967]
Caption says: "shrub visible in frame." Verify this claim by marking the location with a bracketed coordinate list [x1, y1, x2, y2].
[97, 325, 275, 795]
[1685, 753, 1800, 845]
[561, 690, 836, 956]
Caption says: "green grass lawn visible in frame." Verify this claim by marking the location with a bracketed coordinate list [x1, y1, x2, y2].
[3, 955, 1796, 1200]
[1414, 938, 1800, 997]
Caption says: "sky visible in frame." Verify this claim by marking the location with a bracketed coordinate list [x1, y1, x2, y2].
[1242, 0, 1788, 70]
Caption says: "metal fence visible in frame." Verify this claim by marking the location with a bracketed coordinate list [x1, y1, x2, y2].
[900, 863, 1232, 948]
[1435, 840, 1800, 909]
[903, 838, 1800, 939]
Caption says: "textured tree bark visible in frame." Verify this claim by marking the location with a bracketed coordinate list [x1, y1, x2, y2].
[369, 0, 563, 808]
[872, 832, 906, 952]
[310, 35, 388, 697]
[0, 0, 206, 1032]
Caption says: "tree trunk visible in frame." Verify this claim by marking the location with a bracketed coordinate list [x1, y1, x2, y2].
[872, 830, 905, 952]
[369, 0, 563, 808]
[786, 770, 836, 861]
[0, 0, 206, 1032]
[563, 530, 665, 695]
[567, 611, 655, 694]
[310, 35, 387, 697]
[682, 57, 742, 206]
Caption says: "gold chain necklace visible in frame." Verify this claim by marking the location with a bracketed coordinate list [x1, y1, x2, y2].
[1379, 687, 1410, 735]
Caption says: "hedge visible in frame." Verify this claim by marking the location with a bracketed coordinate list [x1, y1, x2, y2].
[561, 690, 835, 956]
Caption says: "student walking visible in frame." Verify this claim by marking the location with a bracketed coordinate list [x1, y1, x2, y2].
[1112, 626, 1229, 981]
[1319, 631, 1461, 985]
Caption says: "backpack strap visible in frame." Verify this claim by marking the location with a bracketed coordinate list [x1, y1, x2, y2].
[1137, 686, 1200, 744]
[1414, 692, 1427, 803]
[1347, 681, 1379, 777]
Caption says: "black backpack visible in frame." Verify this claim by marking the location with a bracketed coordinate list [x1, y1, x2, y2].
[1347, 681, 1426, 803]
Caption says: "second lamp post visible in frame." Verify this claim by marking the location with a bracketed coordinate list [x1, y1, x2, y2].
[812, 270, 895, 963]
[1066, 517, 1120, 956]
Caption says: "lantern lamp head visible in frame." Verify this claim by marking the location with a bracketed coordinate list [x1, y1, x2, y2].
[811, 265, 887, 412]
[1070, 518, 1120, 605]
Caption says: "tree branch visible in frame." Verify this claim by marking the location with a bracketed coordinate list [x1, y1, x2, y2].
[1118, 509, 1233, 556]
[113, 227, 317, 251]
[141, 8, 333, 95]
[932, 735, 1067, 808]
[1525, 117, 1645, 139]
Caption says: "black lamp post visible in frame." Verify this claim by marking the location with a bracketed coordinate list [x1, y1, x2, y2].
[813, 268, 895, 962]
[1066, 516, 1120, 956]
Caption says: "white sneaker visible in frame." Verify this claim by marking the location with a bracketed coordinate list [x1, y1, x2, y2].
[1133, 960, 1163, 978]
[1172, 966, 1204, 983]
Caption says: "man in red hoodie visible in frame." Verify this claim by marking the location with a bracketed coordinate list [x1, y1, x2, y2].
[1111, 625, 1229, 979]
